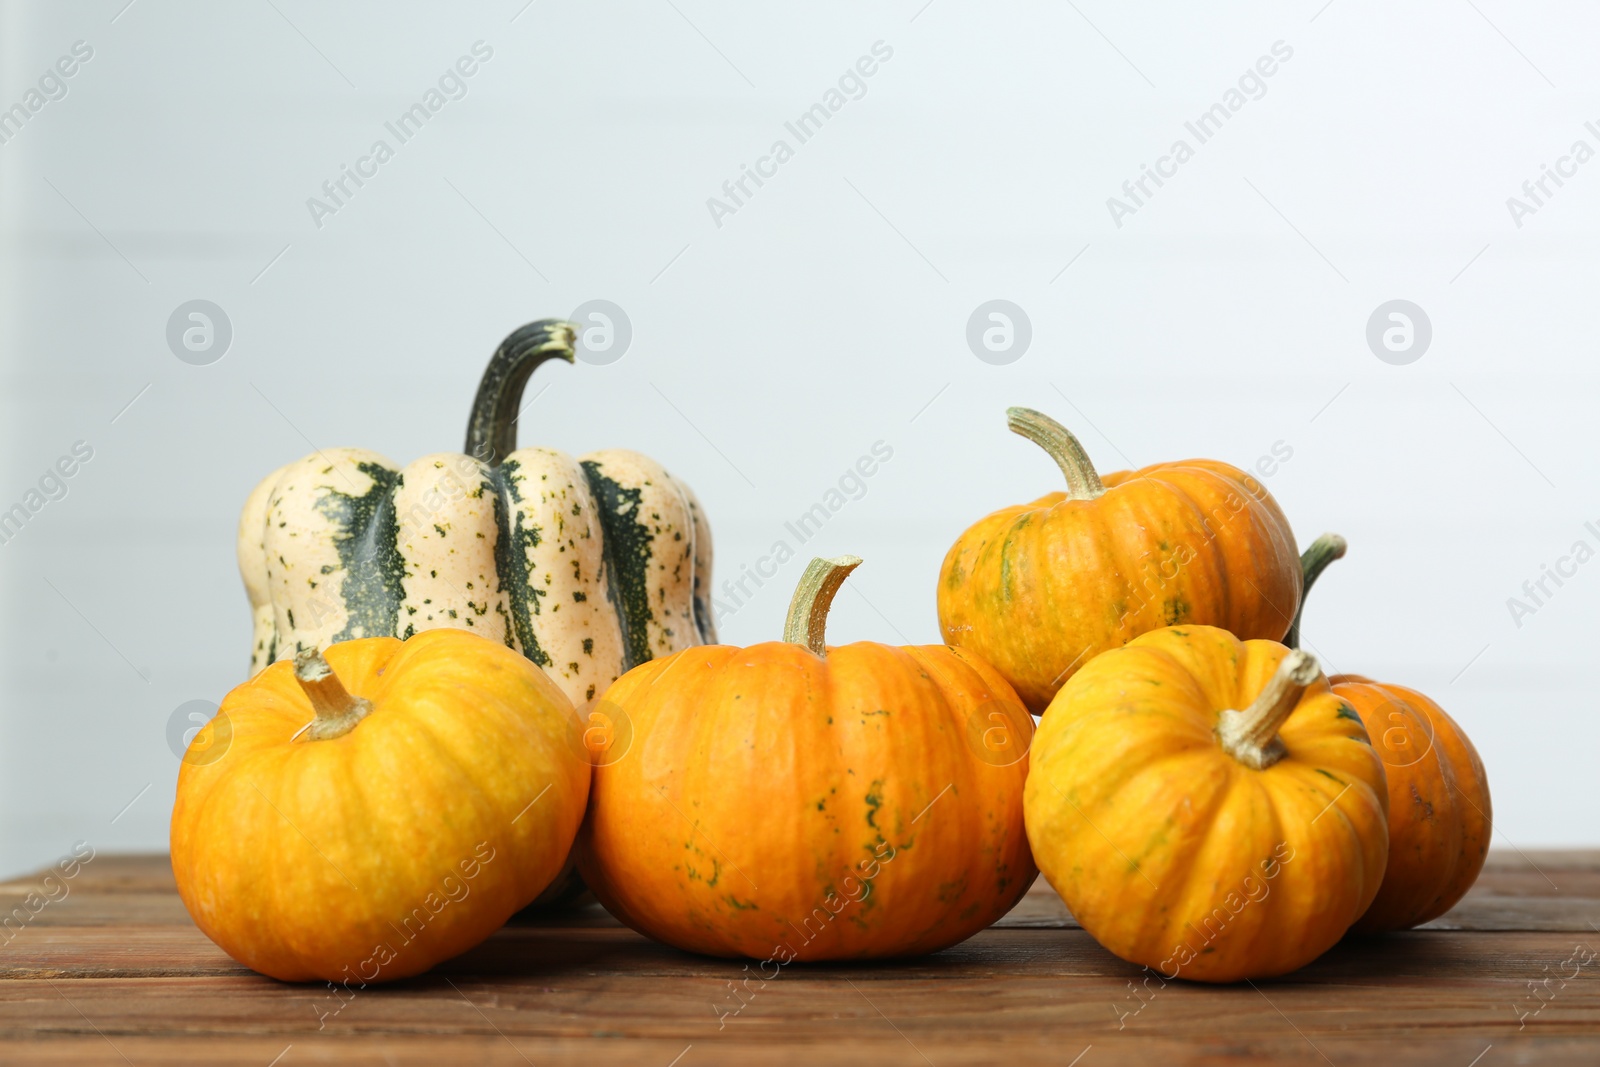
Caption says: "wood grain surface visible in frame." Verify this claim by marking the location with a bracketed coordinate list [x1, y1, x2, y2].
[0, 851, 1596, 1065]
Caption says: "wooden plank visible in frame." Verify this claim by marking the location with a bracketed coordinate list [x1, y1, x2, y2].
[4, 1035, 1597, 1067]
[10, 849, 1596, 897]
[9, 882, 1592, 936]
[7, 852, 1597, 935]
[4, 927, 1597, 1008]
[0, 934, 1595, 1064]
[0, 853, 1595, 1064]
[1418, 895, 1600, 932]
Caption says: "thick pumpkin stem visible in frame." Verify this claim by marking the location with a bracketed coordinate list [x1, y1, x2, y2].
[1285, 533, 1348, 649]
[1006, 407, 1106, 501]
[293, 647, 372, 741]
[782, 555, 863, 658]
[1216, 650, 1321, 770]
[463, 319, 579, 467]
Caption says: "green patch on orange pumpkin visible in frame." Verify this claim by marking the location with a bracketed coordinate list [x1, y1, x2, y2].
[864, 781, 885, 830]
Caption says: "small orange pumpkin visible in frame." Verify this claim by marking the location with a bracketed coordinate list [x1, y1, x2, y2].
[1289, 533, 1493, 933]
[578, 555, 1036, 961]
[1025, 625, 1389, 982]
[938, 408, 1301, 712]
[170, 629, 589, 982]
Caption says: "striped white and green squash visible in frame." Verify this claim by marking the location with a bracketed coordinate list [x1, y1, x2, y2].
[237, 320, 718, 710]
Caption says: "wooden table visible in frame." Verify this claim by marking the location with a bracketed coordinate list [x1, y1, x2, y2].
[1, 852, 1596, 1065]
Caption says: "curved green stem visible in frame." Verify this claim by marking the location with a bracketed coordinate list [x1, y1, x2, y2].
[1285, 533, 1348, 650]
[1006, 407, 1105, 500]
[463, 320, 579, 467]
[783, 555, 862, 658]
[1215, 649, 1321, 770]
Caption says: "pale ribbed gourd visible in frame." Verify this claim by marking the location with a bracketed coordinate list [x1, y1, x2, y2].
[236, 320, 718, 711]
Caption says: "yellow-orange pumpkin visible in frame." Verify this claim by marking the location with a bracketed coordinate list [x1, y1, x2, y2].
[170, 629, 589, 983]
[938, 408, 1301, 712]
[578, 555, 1036, 961]
[1025, 625, 1389, 982]
[1289, 534, 1492, 933]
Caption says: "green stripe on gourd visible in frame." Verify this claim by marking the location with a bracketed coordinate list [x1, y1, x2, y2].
[685, 488, 718, 645]
[238, 319, 722, 912]
[490, 457, 552, 669]
[581, 459, 655, 670]
[312, 460, 406, 644]
[238, 318, 716, 713]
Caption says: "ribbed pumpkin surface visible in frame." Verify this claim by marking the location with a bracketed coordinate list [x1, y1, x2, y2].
[1025, 626, 1388, 983]
[171, 630, 589, 982]
[579, 640, 1036, 961]
[1334, 675, 1492, 934]
[940, 457, 1300, 712]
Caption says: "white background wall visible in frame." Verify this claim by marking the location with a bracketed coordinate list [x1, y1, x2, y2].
[1, 0, 1595, 877]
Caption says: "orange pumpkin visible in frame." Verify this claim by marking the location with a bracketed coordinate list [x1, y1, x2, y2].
[170, 629, 589, 983]
[1025, 625, 1389, 982]
[1289, 533, 1492, 933]
[938, 408, 1301, 712]
[578, 555, 1036, 961]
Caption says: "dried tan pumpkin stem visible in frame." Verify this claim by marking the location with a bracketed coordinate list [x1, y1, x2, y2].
[1006, 407, 1106, 501]
[293, 647, 372, 741]
[1216, 649, 1321, 770]
[1285, 532, 1348, 650]
[783, 555, 863, 658]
